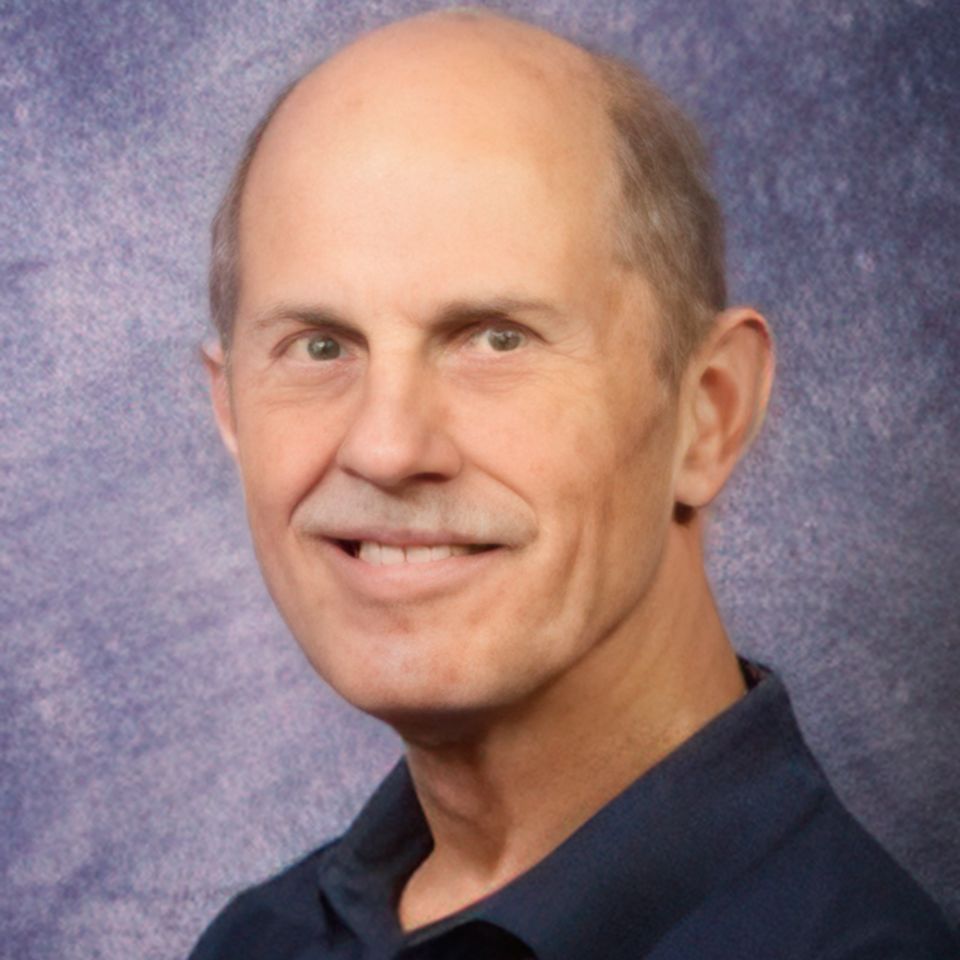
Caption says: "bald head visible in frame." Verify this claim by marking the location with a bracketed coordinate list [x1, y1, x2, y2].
[249, 11, 611, 210]
[210, 9, 724, 381]
[281, 9, 605, 127]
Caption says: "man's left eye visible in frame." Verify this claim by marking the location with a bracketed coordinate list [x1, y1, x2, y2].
[303, 333, 342, 360]
[475, 327, 526, 352]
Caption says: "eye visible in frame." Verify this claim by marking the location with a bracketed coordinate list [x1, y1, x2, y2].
[303, 333, 342, 361]
[472, 326, 527, 353]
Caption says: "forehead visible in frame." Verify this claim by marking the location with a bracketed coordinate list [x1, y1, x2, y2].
[254, 13, 611, 178]
[235, 18, 623, 316]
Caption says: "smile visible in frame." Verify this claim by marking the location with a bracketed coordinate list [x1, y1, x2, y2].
[321, 535, 506, 602]
[335, 540, 498, 565]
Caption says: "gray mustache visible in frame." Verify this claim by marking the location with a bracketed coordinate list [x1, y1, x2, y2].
[292, 480, 537, 546]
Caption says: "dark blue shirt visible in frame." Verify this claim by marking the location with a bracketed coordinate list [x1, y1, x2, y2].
[189, 672, 958, 958]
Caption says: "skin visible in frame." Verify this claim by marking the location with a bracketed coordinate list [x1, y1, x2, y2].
[206, 11, 773, 930]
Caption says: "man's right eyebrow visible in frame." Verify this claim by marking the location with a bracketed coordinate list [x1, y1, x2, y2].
[251, 303, 363, 339]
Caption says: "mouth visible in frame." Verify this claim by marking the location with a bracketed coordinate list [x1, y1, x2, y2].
[332, 539, 500, 565]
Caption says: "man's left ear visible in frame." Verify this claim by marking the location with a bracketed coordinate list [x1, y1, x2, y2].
[673, 307, 774, 509]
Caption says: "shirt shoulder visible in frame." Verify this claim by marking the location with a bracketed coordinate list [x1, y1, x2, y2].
[647, 790, 959, 959]
[187, 838, 340, 960]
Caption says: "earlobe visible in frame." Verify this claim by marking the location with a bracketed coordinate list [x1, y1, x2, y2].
[201, 340, 239, 459]
[673, 307, 774, 509]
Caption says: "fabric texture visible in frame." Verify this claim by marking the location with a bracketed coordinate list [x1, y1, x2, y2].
[3, 3, 958, 958]
[188, 673, 959, 959]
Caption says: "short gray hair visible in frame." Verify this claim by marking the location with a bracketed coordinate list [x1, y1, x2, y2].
[594, 53, 725, 382]
[209, 46, 725, 384]
[209, 80, 294, 360]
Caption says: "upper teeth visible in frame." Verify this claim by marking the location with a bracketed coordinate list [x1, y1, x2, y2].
[356, 542, 480, 565]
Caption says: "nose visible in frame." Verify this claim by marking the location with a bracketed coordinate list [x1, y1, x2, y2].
[335, 356, 462, 489]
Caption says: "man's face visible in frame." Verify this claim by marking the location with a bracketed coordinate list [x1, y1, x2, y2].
[217, 44, 685, 728]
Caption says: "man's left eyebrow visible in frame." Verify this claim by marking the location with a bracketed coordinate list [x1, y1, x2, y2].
[432, 296, 564, 327]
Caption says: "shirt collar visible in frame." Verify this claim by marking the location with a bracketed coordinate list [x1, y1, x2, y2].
[318, 670, 829, 958]
[316, 761, 431, 948]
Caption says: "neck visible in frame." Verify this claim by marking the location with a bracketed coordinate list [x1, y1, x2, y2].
[396, 516, 745, 930]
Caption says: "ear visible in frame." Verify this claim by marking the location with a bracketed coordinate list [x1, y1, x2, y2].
[201, 340, 239, 459]
[673, 307, 774, 509]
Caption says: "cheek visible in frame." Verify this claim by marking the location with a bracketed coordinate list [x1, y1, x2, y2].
[475, 369, 668, 520]
[233, 394, 341, 528]
[447, 367, 608, 485]
[447, 374, 669, 621]
[507, 372, 677, 612]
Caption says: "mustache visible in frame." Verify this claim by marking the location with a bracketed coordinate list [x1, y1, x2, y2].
[292, 477, 537, 547]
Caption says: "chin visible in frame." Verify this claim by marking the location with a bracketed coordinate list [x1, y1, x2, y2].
[328, 670, 511, 741]
[295, 621, 531, 736]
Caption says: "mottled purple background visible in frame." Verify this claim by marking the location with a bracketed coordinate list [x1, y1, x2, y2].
[2, 1, 958, 956]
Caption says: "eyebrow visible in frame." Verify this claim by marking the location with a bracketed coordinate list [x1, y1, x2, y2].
[251, 303, 360, 339]
[250, 296, 565, 339]
[436, 296, 563, 325]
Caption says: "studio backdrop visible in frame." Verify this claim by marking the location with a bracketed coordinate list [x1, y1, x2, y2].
[2, 1, 958, 957]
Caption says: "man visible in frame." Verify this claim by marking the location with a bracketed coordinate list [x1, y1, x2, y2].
[190, 9, 957, 958]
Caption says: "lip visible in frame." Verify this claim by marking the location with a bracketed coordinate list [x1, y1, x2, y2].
[310, 525, 502, 548]
[314, 535, 507, 602]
